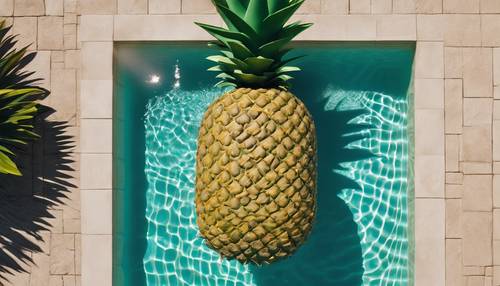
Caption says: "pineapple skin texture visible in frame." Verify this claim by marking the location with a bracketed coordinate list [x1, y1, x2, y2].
[195, 87, 317, 264]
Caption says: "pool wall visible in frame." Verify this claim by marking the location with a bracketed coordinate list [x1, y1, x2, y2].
[76, 9, 487, 286]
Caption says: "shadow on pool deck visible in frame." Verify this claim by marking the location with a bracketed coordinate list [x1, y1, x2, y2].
[250, 93, 374, 286]
[0, 106, 76, 283]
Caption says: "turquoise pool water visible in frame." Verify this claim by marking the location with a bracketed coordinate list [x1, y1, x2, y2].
[114, 43, 415, 286]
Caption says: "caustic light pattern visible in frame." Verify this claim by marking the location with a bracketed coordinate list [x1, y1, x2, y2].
[142, 87, 410, 286]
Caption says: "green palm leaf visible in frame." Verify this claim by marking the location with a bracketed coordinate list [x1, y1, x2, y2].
[0, 20, 48, 176]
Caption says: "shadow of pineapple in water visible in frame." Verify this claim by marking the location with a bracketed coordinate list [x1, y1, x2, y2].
[0, 107, 75, 283]
[250, 93, 375, 286]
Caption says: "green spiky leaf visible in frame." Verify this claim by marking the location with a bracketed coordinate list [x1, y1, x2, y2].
[196, 0, 311, 88]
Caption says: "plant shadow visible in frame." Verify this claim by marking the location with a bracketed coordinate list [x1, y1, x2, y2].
[250, 93, 375, 286]
[0, 106, 76, 283]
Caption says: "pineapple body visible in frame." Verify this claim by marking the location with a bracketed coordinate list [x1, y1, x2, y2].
[195, 87, 317, 264]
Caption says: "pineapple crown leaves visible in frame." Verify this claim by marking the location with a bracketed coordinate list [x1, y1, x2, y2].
[195, 0, 312, 89]
[0, 20, 48, 176]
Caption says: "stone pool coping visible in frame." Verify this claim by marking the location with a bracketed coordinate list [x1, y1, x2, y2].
[80, 14, 444, 286]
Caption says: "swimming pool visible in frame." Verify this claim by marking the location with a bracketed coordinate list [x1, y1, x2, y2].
[113, 42, 415, 286]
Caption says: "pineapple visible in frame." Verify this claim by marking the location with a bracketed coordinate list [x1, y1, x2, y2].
[195, 0, 317, 265]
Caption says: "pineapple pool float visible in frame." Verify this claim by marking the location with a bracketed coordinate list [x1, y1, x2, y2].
[195, 0, 317, 265]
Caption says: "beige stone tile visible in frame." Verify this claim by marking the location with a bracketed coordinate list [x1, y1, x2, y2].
[417, 15, 444, 41]
[31, 252, 50, 285]
[495, 268, 500, 286]
[446, 135, 460, 172]
[114, 15, 221, 40]
[371, 0, 392, 13]
[467, 276, 485, 285]
[38, 17, 64, 50]
[149, 0, 181, 14]
[182, 0, 215, 13]
[481, 0, 500, 13]
[444, 0, 480, 12]
[80, 119, 112, 153]
[415, 42, 444, 79]
[416, 0, 442, 13]
[463, 175, 492, 211]
[81, 190, 112, 235]
[52, 51, 64, 63]
[80, 15, 113, 42]
[80, 154, 112, 190]
[494, 49, 500, 86]
[462, 212, 492, 266]
[415, 78, 444, 109]
[494, 175, 500, 208]
[494, 121, 500, 161]
[462, 125, 492, 162]
[63, 276, 76, 286]
[462, 162, 492, 174]
[81, 42, 112, 80]
[81, 80, 112, 119]
[63, 23, 77, 50]
[64, 0, 77, 13]
[50, 234, 75, 275]
[446, 199, 462, 238]
[445, 79, 462, 134]
[496, 86, 500, 100]
[445, 47, 462, 79]
[75, 234, 81, 275]
[12, 16, 36, 50]
[494, 209, 500, 239]
[446, 172, 463, 184]
[393, 0, 415, 13]
[64, 50, 80, 69]
[463, 98, 493, 126]
[463, 266, 484, 276]
[118, 0, 147, 14]
[81, 235, 112, 286]
[346, 15, 377, 40]
[46, 0, 63, 15]
[64, 13, 77, 24]
[297, 0, 321, 13]
[487, 266, 494, 276]
[49, 276, 63, 286]
[415, 199, 445, 286]
[444, 15, 481, 47]
[48, 69, 77, 122]
[4, 272, 30, 285]
[376, 15, 416, 40]
[350, 0, 371, 13]
[446, 184, 463, 198]
[47, 209, 64, 234]
[416, 155, 445, 198]
[80, 0, 117, 14]
[494, 240, 500, 265]
[482, 15, 500, 47]
[446, 239, 463, 286]
[322, 0, 349, 14]
[14, 0, 44, 15]
[494, 162, 500, 173]
[0, 0, 14, 16]
[49, 275, 64, 286]
[415, 109, 444, 155]
[463, 48, 493, 98]
[494, 101, 500, 120]
[291, 14, 345, 39]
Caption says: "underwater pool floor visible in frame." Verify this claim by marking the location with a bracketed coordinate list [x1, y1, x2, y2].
[142, 88, 409, 286]
[113, 43, 414, 286]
